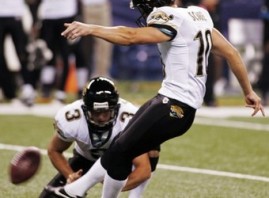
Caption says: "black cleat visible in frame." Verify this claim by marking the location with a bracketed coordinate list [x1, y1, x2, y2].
[45, 186, 83, 198]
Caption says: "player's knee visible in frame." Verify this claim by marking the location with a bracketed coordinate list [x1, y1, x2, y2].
[104, 144, 133, 180]
[108, 152, 132, 180]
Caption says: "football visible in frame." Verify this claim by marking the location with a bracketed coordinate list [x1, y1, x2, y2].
[9, 146, 41, 184]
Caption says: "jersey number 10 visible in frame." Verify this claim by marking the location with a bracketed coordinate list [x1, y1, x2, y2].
[194, 29, 212, 76]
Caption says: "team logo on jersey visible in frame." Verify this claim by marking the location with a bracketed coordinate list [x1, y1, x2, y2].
[170, 105, 184, 118]
[148, 11, 174, 26]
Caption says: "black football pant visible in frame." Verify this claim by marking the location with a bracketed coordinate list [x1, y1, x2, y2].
[101, 94, 196, 180]
[40, 17, 74, 93]
[0, 17, 29, 99]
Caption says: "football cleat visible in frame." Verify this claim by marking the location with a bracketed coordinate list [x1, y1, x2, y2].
[45, 186, 83, 198]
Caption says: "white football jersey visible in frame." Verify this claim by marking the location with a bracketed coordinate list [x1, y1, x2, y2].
[0, 0, 25, 17]
[147, 6, 214, 109]
[54, 98, 138, 161]
[38, 0, 77, 19]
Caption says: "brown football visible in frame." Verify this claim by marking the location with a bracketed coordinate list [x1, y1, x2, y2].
[9, 146, 41, 184]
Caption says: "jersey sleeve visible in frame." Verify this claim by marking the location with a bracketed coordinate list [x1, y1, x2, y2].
[118, 98, 138, 129]
[54, 102, 83, 142]
[54, 109, 74, 142]
[147, 7, 178, 40]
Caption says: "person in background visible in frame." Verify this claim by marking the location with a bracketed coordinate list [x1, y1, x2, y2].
[80, 0, 113, 78]
[41, 77, 160, 198]
[31, 0, 78, 103]
[28, 0, 90, 102]
[67, 0, 89, 98]
[0, 0, 35, 106]
[25, 0, 52, 98]
[48, 0, 265, 197]
[258, 0, 269, 106]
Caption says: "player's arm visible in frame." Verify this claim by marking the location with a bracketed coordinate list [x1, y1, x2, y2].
[122, 153, 151, 191]
[61, 21, 171, 45]
[47, 132, 82, 182]
[211, 28, 265, 116]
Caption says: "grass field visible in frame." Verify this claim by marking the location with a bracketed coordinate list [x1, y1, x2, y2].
[0, 81, 268, 197]
[0, 112, 268, 197]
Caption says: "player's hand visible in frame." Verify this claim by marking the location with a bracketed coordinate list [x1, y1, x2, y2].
[66, 169, 83, 184]
[245, 91, 265, 117]
[61, 21, 91, 40]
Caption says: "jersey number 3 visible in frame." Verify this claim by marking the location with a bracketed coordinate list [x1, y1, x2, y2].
[194, 30, 212, 76]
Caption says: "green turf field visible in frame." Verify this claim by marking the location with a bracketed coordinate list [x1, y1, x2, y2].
[0, 113, 268, 198]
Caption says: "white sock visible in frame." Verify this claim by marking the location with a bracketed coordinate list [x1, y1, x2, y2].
[128, 176, 151, 198]
[101, 174, 127, 198]
[40, 66, 55, 84]
[64, 159, 106, 197]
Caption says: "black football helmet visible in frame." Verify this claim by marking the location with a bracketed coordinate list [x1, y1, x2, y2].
[82, 77, 120, 147]
[131, 0, 174, 26]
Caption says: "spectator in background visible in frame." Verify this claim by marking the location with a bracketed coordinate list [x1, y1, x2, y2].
[26, 0, 52, 94]
[0, 0, 35, 106]
[28, 0, 89, 101]
[31, 0, 78, 103]
[199, 0, 222, 106]
[258, 1, 269, 105]
[68, 37, 89, 98]
[81, 0, 113, 78]
[67, 0, 89, 98]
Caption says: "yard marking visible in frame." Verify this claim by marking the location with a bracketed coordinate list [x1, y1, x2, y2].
[157, 164, 269, 183]
[1, 143, 269, 183]
[194, 117, 269, 132]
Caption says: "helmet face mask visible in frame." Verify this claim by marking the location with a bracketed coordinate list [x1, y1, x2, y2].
[86, 108, 116, 130]
[82, 77, 120, 147]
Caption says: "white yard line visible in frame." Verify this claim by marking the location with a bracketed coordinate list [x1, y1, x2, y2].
[194, 117, 269, 132]
[157, 164, 269, 183]
[1, 143, 269, 183]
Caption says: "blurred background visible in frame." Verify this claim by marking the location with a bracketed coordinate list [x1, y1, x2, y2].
[1, 0, 268, 106]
